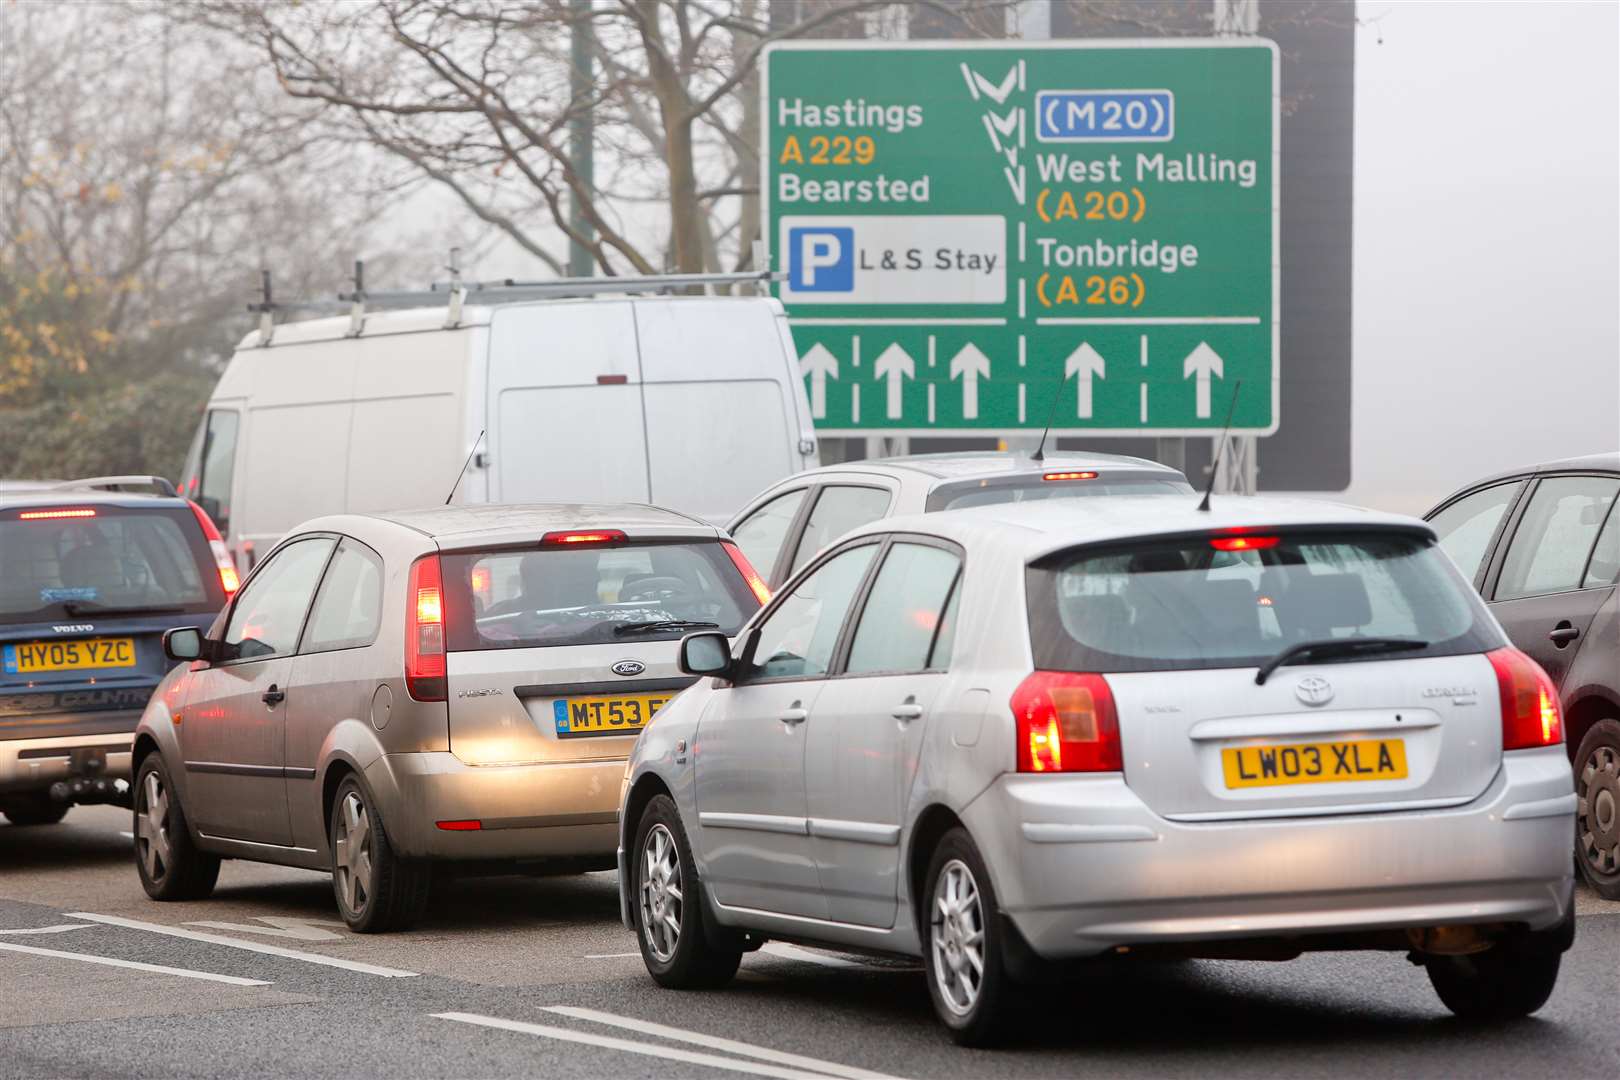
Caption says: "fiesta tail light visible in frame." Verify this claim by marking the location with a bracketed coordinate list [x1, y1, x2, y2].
[405, 554, 446, 702]
[187, 500, 239, 594]
[1211, 535, 1280, 552]
[722, 541, 771, 605]
[19, 508, 96, 520]
[541, 529, 627, 546]
[1043, 471, 1098, 482]
[1011, 671, 1121, 773]
[1488, 647, 1562, 750]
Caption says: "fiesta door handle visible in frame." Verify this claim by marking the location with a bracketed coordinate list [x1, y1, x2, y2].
[262, 684, 286, 707]
[1548, 623, 1580, 646]
[892, 702, 923, 721]
[780, 705, 808, 725]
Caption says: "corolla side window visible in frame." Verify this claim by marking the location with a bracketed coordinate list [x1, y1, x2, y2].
[845, 543, 962, 675]
[789, 486, 891, 577]
[747, 542, 878, 681]
[731, 488, 807, 585]
[1427, 481, 1523, 582]
[222, 537, 335, 660]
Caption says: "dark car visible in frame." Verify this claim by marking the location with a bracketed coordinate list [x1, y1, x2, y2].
[0, 477, 237, 824]
[1426, 452, 1620, 898]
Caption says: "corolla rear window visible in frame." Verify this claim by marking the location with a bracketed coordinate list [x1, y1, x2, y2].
[1026, 530, 1500, 674]
[0, 506, 215, 622]
[929, 476, 1190, 512]
[442, 541, 755, 650]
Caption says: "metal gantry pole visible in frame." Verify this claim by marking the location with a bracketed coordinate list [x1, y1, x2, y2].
[1211, 0, 1260, 493]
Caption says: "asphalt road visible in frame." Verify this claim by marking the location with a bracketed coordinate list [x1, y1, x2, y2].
[1, 805, 1615, 1079]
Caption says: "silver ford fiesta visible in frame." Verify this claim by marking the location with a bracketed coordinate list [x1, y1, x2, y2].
[617, 496, 1575, 1044]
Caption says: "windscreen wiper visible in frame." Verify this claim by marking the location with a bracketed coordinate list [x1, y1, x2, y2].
[1254, 637, 1429, 685]
[613, 619, 720, 636]
[61, 602, 188, 617]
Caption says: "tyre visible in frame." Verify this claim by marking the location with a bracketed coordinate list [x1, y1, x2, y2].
[329, 775, 430, 932]
[133, 755, 220, 900]
[1426, 938, 1561, 1021]
[632, 794, 741, 989]
[2, 793, 69, 826]
[922, 828, 1015, 1047]
[1573, 718, 1620, 900]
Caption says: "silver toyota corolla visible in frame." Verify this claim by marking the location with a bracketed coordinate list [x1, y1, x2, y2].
[617, 496, 1575, 1044]
[132, 504, 768, 931]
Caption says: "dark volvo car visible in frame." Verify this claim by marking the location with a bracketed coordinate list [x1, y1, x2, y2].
[1427, 452, 1620, 898]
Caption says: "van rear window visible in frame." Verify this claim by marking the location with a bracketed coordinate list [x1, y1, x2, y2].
[1026, 531, 1500, 674]
[441, 541, 756, 650]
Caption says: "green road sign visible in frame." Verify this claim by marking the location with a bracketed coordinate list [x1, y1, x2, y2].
[763, 40, 1279, 436]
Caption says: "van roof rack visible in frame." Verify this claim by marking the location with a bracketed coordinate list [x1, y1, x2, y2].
[52, 475, 180, 498]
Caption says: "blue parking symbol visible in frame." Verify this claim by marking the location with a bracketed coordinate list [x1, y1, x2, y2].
[789, 227, 854, 292]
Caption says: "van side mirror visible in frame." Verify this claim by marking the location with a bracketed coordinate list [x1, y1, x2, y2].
[678, 631, 732, 678]
[163, 627, 204, 663]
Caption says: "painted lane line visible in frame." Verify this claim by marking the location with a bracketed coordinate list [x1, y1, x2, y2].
[0, 924, 92, 935]
[542, 1005, 906, 1080]
[761, 942, 864, 969]
[65, 912, 418, 978]
[184, 916, 345, 942]
[433, 1013, 837, 1080]
[0, 941, 270, 986]
[583, 952, 641, 959]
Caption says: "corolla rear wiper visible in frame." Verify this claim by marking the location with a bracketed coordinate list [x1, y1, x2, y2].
[61, 602, 188, 617]
[1254, 637, 1429, 685]
[613, 619, 720, 636]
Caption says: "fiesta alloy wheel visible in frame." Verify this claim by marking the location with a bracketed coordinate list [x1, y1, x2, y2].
[1574, 719, 1620, 900]
[632, 794, 741, 989]
[328, 776, 430, 932]
[133, 754, 219, 901]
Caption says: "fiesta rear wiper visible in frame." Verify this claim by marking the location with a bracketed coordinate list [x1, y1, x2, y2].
[1254, 637, 1429, 685]
[61, 602, 188, 617]
[613, 619, 720, 636]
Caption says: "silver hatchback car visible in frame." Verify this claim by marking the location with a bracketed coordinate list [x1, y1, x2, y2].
[134, 504, 767, 931]
[618, 497, 1575, 1043]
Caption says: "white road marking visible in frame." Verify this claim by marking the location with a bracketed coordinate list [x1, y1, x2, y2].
[762, 941, 864, 969]
[0, 924, 91, 935]
[0, 941, 270, 986]
[543, 1005, 906, 1080]
[583, 952, 641, 959]
[433, 1012, 839, 1080]
[184, 916, 345, 942]
[65, 912, 418, 978]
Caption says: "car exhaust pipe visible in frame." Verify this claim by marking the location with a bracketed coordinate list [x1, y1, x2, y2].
[1407, 924, 1496, 956]
[49, 776, 133, 810]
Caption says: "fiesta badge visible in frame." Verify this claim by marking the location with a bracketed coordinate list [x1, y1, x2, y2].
[1295, 675, 1334, 707]
[611, 659, 646, 677]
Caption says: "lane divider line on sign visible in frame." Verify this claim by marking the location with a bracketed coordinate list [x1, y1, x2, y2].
[432, 1012, 844, 1080]
[64, 912, 419, 978]
[0, 924, 92, 935]
[0, 940, 270, 986]
[541, 1005, 908, 1080]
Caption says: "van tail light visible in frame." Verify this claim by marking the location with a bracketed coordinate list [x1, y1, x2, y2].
[187, 500, 239, 594]
[1011, 671, 1121, 773]
[1488, 647, 1562, 750]
[721, 541, 771, 605]
[406, 554, 447, 702]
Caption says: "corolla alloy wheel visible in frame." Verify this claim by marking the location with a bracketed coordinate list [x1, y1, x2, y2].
[639, 822, 684, 963]
[333, 791, 374, 916]
[930, 858, 987, 1016]
[1579, 741, 1619, 876]
[136, 770, 172, 883]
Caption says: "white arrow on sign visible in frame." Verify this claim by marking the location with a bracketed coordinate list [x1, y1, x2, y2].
[798, 343, 839, 420]
[1182, 341, 1225, 419]
[959, 62, 1020, 105]
[873, 343, 915, 420]
[949, 344, 991, 419]
[1064, 342, 1107, 419]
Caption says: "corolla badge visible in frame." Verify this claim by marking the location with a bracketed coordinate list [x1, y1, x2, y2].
[611, 659, 646, 677]
[1295, 675, 1334, 707]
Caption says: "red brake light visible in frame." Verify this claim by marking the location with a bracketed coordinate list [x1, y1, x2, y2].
[1011, 672, 1121, 773]
[1043, 471, 1098, 482]
[406, 554, 446, 702]
[541, 530, 627, 546]
[186, 500, 239, 595]
[1488, 647, 1562, 750]
[722, 541, 771, 606]
[1211, 535, 1279, 551]
[19, 508, 96, 520]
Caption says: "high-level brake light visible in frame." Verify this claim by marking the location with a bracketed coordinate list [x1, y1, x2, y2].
[405, 554, 446, 702]
[186, 500, 240, 594]
[1011, 671, 1121, 773]
[1042, 471, 1098, 482]
[722, 542, 771, 605]
[1211, 535, 1280, 552]
[541, 529, 628, 546]
[1488, 647, 1562, 750]
[19, 508, 96, 521]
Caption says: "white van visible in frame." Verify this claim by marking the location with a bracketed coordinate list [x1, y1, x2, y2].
[178, 288, 820, 570]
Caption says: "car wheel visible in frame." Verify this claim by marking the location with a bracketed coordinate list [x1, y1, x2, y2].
[1574, 718, 1620, 900]
[923, 828, 1014, 1046]
[329, 776, 430, 933]
[1426, 937, 1561, 1021]
[632, 794, 741, 989]
[133, 755, 220, 900]
[2, 793, 69, 826]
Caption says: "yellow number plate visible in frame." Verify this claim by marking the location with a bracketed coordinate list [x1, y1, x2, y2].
[1222, 738, 1408, 789]
[3, 637, 137, 675]
[553, 692, 672, 739]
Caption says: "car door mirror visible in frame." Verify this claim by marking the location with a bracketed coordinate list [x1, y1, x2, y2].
[679, 631, 733, 678]
[163, 627, 204, 663]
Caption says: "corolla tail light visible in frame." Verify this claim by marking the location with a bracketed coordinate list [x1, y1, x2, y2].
[406, 554, 447, 702]
[722, 541, 771, 605]
[1487, 647, 1562, 750]
[1011, 671, 1121, 773]
[187, 500, 239, 594]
